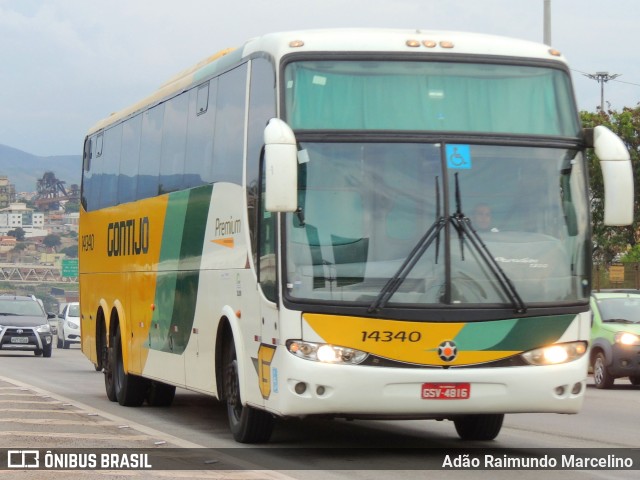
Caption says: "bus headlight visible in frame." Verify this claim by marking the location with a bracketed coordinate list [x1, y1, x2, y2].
[287, 340, 368, 365]
[615, 332, 640, 346]
[521, 341, 587, 365]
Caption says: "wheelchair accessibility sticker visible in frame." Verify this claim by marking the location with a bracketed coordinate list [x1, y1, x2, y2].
[446, 145, 471, 169]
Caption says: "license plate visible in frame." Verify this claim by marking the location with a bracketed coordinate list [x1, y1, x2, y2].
[421, 383, 470, 399]
[11, 337, 29, 344]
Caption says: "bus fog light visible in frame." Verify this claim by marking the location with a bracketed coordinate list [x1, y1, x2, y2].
[571, 382, 582, 395]
[521, 341, 587, 366]
[316, 385, 326, 396]
[294, 382, 307, 395]
[555, 386, 566, 396]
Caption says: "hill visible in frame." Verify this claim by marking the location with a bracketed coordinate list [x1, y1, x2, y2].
[0, 144, 81, 193]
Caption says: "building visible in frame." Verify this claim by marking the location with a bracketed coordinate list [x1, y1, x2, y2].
[0, 203, 47, 237]
[0, 176, 17, 208]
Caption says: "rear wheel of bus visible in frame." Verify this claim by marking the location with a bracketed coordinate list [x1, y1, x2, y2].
[453, 413, 504, 441]
[223, 338, 274, 443]
[111, 324, 148, 406]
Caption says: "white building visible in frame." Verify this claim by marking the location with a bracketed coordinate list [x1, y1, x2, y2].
[0, 203, 47, 237]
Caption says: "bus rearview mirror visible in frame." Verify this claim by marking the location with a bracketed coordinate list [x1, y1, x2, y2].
[264, 118, 298, 212]
[593, 126, 634, 226]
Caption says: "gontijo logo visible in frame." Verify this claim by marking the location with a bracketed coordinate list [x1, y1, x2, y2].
[107, 217, 150, 257]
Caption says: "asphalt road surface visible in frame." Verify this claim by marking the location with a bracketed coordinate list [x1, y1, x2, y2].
[1, 346, 638, 479]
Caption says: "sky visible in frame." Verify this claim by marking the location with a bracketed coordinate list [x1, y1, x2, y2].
[0, 0, 638, 157]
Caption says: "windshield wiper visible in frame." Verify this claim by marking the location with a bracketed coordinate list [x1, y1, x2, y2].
[368, 178, 445, 313]
[450, 173, 527, 314]
[368, 173, 527, 314]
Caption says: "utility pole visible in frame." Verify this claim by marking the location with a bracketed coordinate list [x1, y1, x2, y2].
[543, 0, 552, 46]
[584, 72, 621, 111]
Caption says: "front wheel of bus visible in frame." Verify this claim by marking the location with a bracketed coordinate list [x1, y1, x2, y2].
[112, 325, 148, 407]
[454, 414, 504, 441]
[223, 340, 274, 443]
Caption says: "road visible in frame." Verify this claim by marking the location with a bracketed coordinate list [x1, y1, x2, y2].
[1, 346, 639, 479]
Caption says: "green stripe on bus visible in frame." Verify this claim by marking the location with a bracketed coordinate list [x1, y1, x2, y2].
[454, 315, 575, 351]
[149, 185, 213, 354]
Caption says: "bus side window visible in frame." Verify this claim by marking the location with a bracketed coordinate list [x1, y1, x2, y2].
[211, 64, 247, 185]
[99, 124, 122, 209]
[137, 104, 164, 200]
[81, 136, 93, 210]
[185, 79, 216, 189]
[159, 93, 188, 194]
[119, 114, 142, 205]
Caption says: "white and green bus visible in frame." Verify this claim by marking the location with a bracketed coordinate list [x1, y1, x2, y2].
[80, 29, 633, 443]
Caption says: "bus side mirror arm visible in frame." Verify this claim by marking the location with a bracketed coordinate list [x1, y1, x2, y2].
[592, 125, 634, 226]
[263, 118, 298, 212]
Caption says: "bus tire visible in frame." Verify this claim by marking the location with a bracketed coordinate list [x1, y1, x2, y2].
[146, 381, 176, 407]
[112, 325, 148, 407]
[104, 344, 117, 402]
[223, 339, 274, 443]
[454, 414, 504, 441]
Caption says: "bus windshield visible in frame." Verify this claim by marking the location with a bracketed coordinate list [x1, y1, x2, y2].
[284, 142, 589, 309]
[284, 60, 580, 136]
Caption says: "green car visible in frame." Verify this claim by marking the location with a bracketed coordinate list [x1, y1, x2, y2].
[590, 291, 640, 389]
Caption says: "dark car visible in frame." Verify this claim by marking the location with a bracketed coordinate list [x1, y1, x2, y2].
[0, 295, 55, 357]
[590, 291, 640, 388]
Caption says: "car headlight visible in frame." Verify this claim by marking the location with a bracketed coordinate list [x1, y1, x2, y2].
[615, 332, 640, 346]
[287, 340, 368, 365]
[36, 324, 51, 333]
[521, 341, 587, 365]
[67, 321, 79, 329]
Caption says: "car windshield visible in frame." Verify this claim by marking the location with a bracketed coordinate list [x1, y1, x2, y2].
[596, 296, 640, 323]
[0, 299, 45, 316]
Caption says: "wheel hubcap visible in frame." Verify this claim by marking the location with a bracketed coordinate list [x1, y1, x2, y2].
[594, 358, 604, 385]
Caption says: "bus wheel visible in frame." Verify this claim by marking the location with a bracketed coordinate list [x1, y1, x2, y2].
[103, 328, 117, 402]
[146, 381, 176, 407]
[453, 414, 504, 441]
[223, 339, 274, 443]
[112, 325, 148, 407]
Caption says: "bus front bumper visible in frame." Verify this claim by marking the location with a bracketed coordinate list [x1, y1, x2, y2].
[260, 351, 588, 418]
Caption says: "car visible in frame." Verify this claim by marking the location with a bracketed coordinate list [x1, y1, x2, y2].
[57, 302, 80, 349]
[590, 291, 640, 388]
[0, 295, 55, 357]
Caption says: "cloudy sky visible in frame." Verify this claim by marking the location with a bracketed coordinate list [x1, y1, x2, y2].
[0, 0, 638, 156]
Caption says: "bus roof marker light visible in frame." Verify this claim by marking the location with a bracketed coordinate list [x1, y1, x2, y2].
[439, 41, 454, 49]
[548, 48, 562, 57]
[423, 40, 437, 48]
[289, 40, 305, 48]
[406, 39, 421, 48]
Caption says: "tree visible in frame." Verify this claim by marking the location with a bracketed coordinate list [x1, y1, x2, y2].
[581, 106, 640, 265]
[60, 245, 78, 258]
[7, 227, 26, 241]
[43, 234, 62, 249]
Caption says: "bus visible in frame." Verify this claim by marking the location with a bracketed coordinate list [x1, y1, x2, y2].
[79, 29, 633, 443]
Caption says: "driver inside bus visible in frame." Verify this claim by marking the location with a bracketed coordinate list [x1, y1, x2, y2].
[472, 203, 499, 233]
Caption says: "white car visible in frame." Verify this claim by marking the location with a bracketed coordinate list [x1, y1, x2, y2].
[57, 302, 80, 349]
